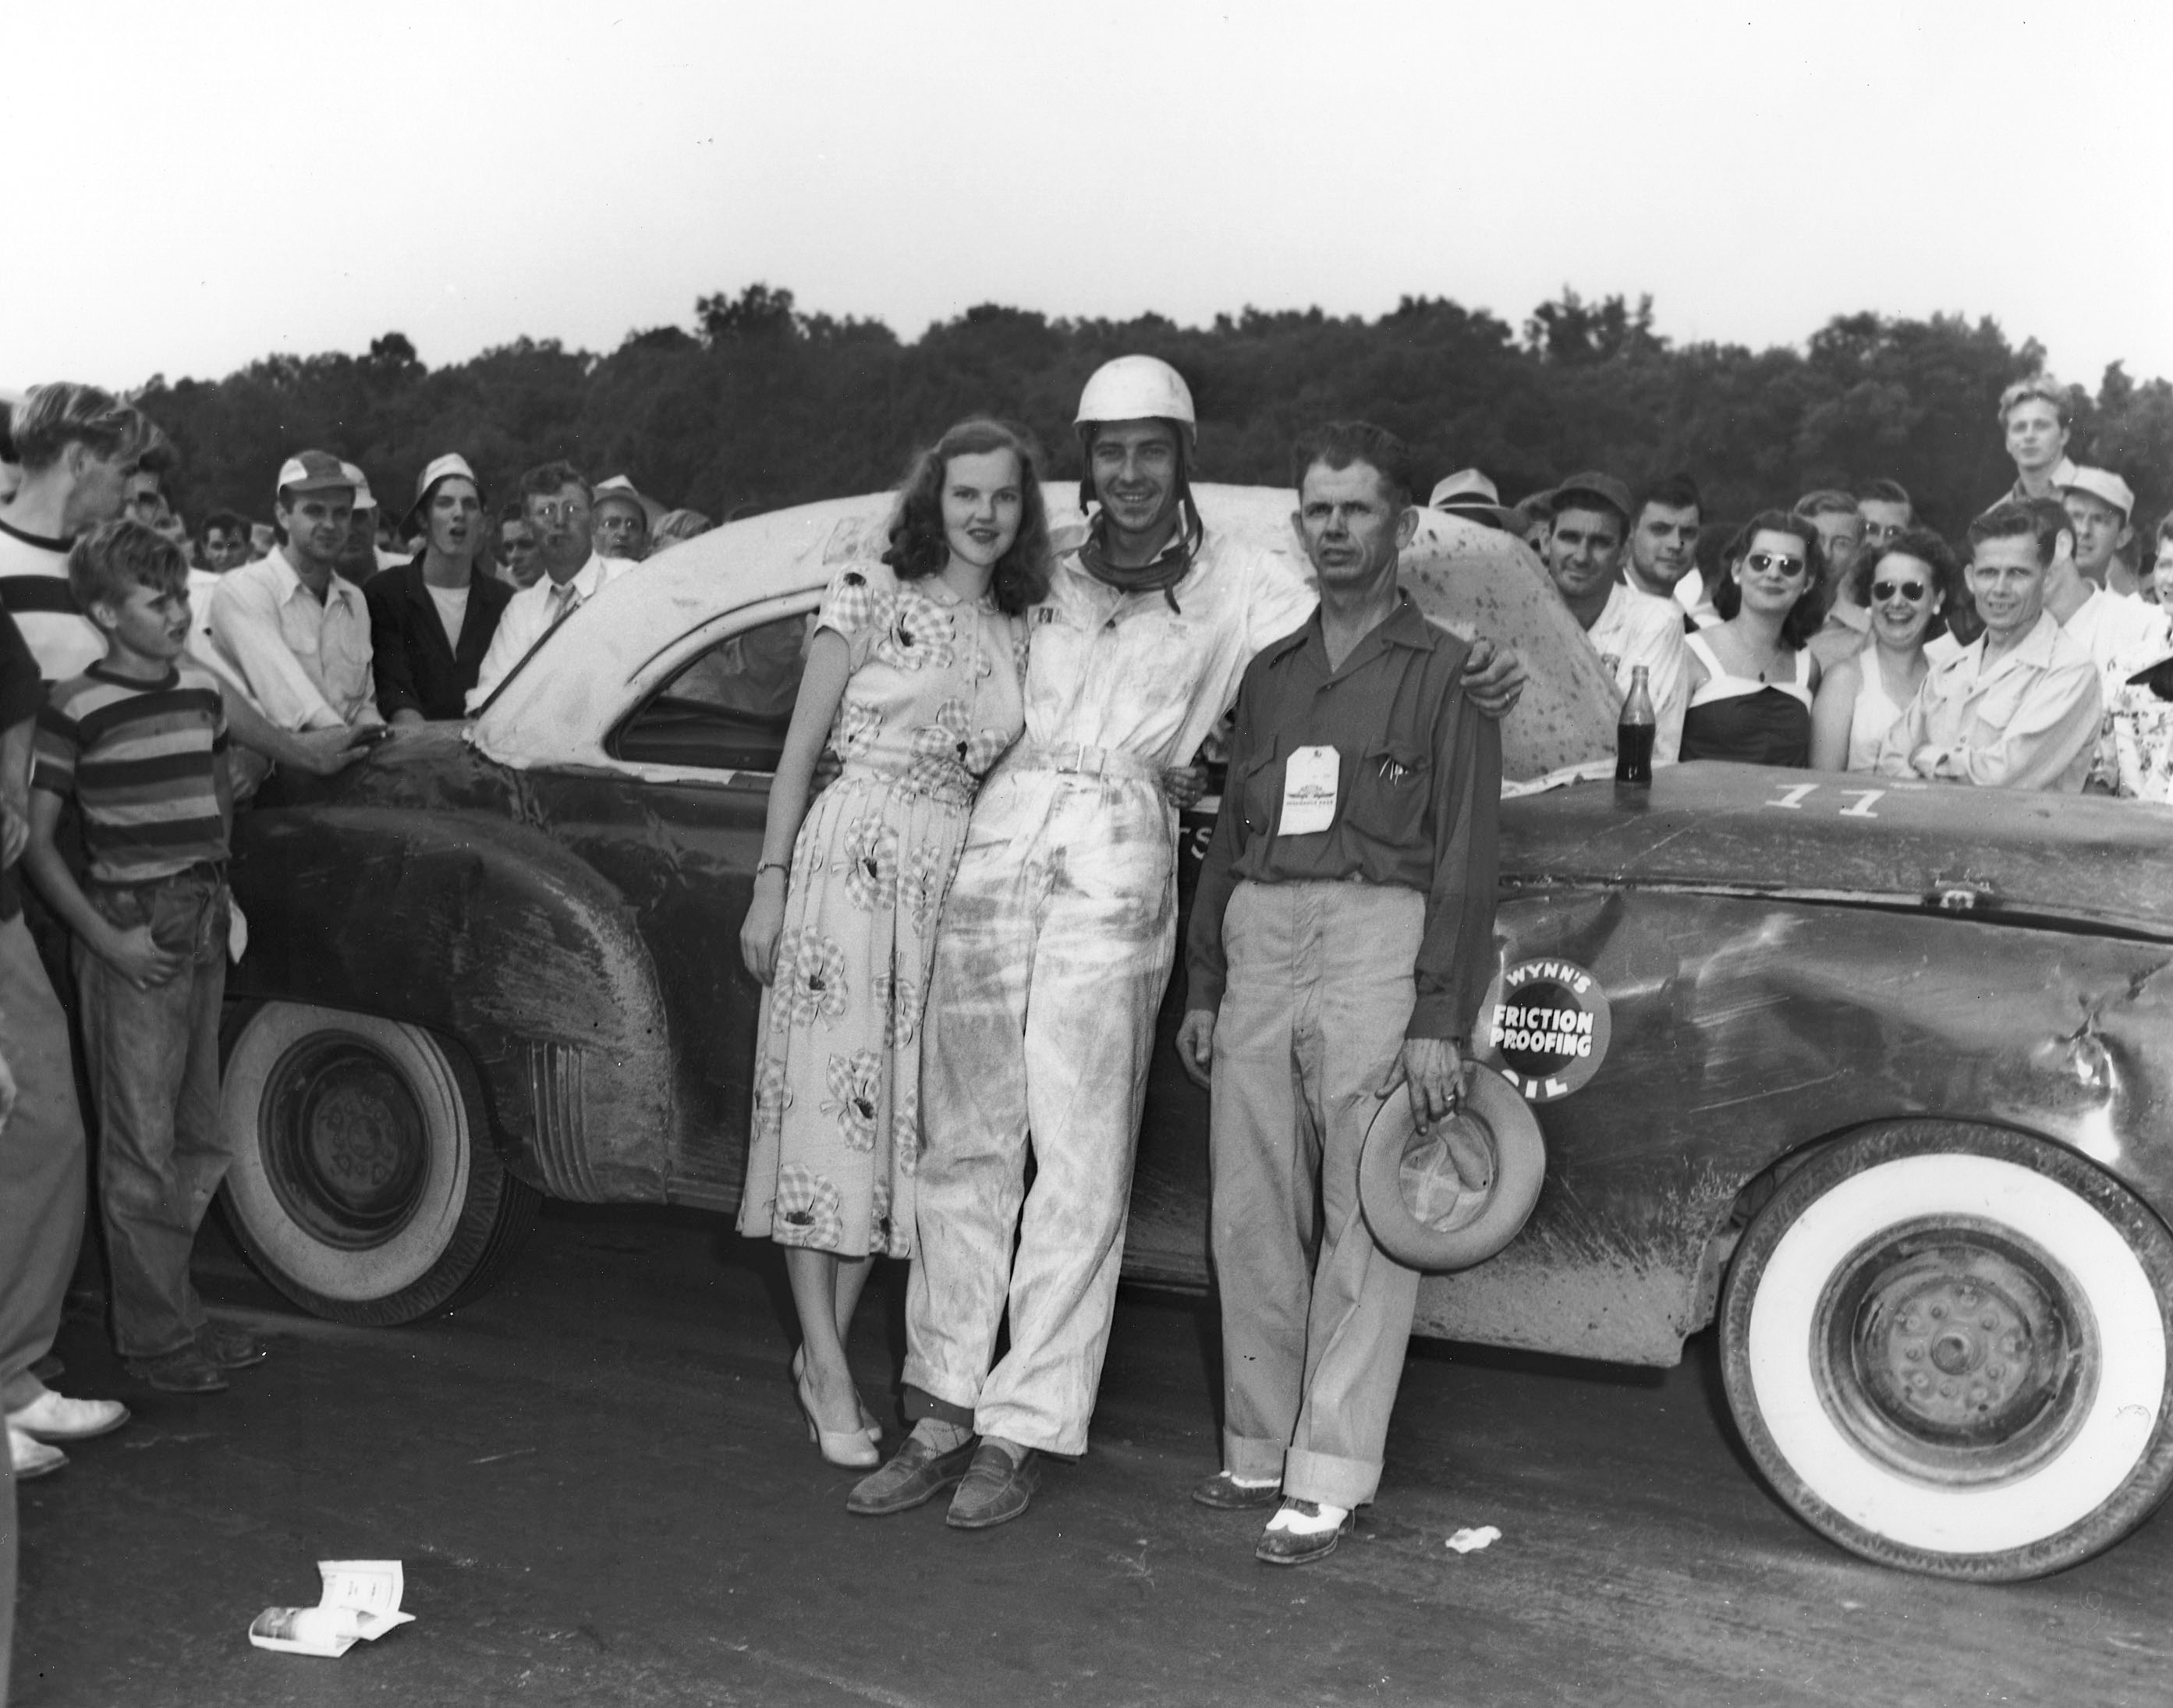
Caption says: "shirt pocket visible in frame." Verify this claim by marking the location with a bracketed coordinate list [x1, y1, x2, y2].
[1345, 740, 1431, 850]
[1234, 739, 1284, 838]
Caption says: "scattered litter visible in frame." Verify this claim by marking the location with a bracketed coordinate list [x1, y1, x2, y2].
[1445, 1526, 1501, 1554]
[468, 1448, 538, 1465]
[249, 1560, 415, 1657]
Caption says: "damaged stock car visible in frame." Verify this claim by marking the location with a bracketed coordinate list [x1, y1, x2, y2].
[223, 486, 2173, 1584]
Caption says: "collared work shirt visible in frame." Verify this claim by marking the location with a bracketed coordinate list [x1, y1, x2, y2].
[207, 551, 377, 730]
[1025, 533, 1317, 767]
[1587, 582, 1689, 763]
[1873, 609, 2101, 791]
[1186, 597, 1501, 1039]
[466, 551, 633, 712]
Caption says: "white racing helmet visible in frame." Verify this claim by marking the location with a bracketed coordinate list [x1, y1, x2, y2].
[1074, 355, 1196, 446]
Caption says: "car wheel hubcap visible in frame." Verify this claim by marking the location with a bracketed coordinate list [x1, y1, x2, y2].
[1816, 1217, 2097, 1487]
[261, 1036, 431, 1249]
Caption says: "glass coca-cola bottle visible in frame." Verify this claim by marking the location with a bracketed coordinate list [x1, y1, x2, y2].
[1616, 664, 1655, 784]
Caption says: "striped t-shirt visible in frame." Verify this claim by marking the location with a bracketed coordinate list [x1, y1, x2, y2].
[33, 661, 230, 884]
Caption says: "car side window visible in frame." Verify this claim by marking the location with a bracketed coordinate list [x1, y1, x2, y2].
[609, 612, 812, 772]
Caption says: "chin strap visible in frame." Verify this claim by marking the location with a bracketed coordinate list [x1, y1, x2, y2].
[1078, 503, 1198, 613]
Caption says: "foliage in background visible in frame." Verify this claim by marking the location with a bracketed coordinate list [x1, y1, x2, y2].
[133, 285, 2173, 555]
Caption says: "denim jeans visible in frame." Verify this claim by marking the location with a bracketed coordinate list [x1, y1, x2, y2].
[73, 867, 230, 1361]
[0, 912, 89, 1410]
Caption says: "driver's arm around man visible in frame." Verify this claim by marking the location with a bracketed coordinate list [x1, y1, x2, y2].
[1176, 422, 1501, 1567]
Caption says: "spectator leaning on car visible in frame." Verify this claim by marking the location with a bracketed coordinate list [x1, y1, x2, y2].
[1540, 472, 1688, 762]
[1874, 501, 2101, 789]
[365, 454, 512, 722]
[466, 462, 635, 711]
[1175, 422, 1500, 1568]
[207, 452, 384, 733]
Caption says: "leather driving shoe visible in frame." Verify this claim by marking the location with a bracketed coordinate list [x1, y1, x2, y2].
[945, 1440, 1041, 1530]
[197, 1324, 268, 1370]
[1190, 1470, 1281, 1510]
[846, 1434, 979, 1516]
[5, 1391, 130, 1442]
[125, 1347, 230, 1394]
[1255, 1500, 1356, 1567]
[9, 1426, 66, 1480]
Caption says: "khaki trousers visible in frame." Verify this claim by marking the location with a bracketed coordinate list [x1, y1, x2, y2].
[1211, 879, 1424, 1511]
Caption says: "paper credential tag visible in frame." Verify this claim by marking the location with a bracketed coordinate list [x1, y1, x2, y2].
[1279, 744, 1338, 836]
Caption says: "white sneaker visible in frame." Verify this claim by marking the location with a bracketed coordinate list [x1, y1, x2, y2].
[7, 1390, 131, 1441]
[8, 1425, 67, 1479]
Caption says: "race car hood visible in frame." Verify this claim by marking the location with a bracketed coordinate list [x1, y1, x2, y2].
[1501, 763, 2173, 941]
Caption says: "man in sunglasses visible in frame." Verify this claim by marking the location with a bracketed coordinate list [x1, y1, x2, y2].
[1874, 501, 2100, 790]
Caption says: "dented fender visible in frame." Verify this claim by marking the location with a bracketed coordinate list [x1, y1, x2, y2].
[229, 806, 676, 1203]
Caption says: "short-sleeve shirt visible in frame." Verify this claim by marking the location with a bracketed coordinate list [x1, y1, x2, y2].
[816, 561, 1026, 803]
[33, 661, 230, 884]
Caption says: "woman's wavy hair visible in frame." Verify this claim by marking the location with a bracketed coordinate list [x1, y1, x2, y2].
[1714, 509, 1825, 650]
[1850, 527, 1960, 628]
[881, 417, 1051, 615]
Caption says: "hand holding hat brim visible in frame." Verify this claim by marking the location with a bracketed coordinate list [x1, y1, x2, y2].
[1358, 1065, 1545, 1270]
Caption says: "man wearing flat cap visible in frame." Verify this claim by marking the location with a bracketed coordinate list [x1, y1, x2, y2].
[1175, 421, 1499, 1567]
[365, 454, 512, 721]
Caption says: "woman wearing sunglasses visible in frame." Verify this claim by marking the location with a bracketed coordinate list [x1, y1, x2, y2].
[1678, 512, 1825, 767]
[1809, 530, 1959, 772]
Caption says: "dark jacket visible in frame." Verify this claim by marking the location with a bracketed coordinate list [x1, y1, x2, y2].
[364, 560, 512, 721]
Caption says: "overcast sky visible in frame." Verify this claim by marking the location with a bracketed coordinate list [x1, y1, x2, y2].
[6, 0, 2168, 395]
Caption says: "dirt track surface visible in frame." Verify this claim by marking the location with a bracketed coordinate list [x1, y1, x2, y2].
[14, 1203, 2170, 1706]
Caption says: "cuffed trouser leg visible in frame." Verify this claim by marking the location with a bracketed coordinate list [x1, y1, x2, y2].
[907, 771, 1175, 1456]
[1210, 881, 1425, 1511]
[76, 884, 230, 1362]
[0, 914, 88, 1412]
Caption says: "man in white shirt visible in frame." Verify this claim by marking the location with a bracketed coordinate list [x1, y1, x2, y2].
[1622, 473, 1704, 615]
[1541, 472, 1688, 761]
[466, 462, 633, 710]
[208, 452, 383, 732]
[1876, 502, 2101, 790]
[2063, 466, 2143, 599]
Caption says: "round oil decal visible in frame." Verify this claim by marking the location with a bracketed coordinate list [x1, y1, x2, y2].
[1476, 958, 1611, 1102]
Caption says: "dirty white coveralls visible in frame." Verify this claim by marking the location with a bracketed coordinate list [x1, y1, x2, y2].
[905, 530, 1317, 1456]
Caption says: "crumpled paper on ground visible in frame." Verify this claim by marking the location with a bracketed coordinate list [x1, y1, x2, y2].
[249, 1560, 415, 1657]
[1445, 1526, 1502, 1554]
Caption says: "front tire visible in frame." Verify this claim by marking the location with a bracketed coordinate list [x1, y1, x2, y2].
[218, 1001, 540, 1325]
[1720, 1122, 2173, 1580]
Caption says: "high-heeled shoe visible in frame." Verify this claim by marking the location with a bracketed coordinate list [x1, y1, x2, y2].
[795, 1347, 883, 1444]
[796, 1367, 880, 1469]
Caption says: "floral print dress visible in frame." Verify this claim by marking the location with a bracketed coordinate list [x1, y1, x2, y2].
[736, 560, 1026, 1257]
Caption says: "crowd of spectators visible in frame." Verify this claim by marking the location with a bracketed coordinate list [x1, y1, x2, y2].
[1480, 373, 2173, 799]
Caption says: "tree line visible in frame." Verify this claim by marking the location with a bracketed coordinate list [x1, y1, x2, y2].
[135, 284, 2173, 556]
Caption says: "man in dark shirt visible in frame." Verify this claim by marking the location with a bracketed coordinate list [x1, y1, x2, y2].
[365, 455, 512, 721]
[1175, 421, 1501, 1567]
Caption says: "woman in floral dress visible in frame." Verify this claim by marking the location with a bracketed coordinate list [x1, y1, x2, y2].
[738, 419, 1049, 1465]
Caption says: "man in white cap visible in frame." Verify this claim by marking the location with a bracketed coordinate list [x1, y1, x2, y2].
[2036, 474, 2168, 792]
[208, 451, 385, 734]
[1542, 472, 1688, 761]
[592, 475, 652, 562]
[849, 356, 1525, 1531]
[2062, 466, 2141, 598]
[364, 455, 512, 721]
[466, 461, 633, 710]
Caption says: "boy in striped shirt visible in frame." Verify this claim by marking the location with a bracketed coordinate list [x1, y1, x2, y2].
[22, 521, 263, 1395]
